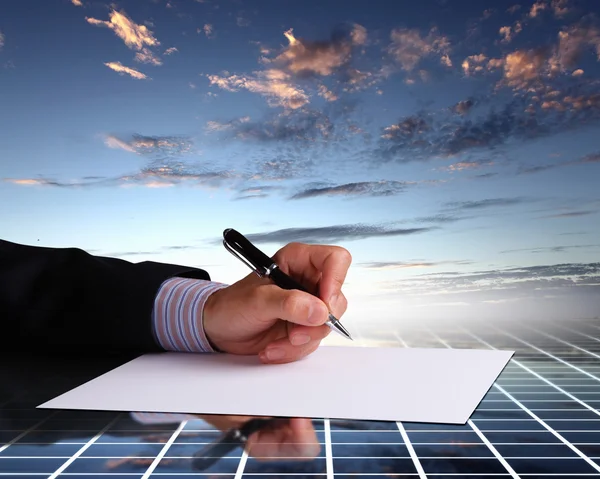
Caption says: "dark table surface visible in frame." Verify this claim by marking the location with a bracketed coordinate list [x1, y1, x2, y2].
[1, 318, 600, 478]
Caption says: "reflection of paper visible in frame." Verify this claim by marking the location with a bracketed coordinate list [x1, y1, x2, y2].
[38, 346, 513, 424]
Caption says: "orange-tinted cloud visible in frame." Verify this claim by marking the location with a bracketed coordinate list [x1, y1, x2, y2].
[388, 27, 451, 72]
[71, 0, 83, 6]
[104, 62, 148, 80]
[86, 9, 159, 50]
[207, 70, 309, 109]
[272, 24, 366, 77]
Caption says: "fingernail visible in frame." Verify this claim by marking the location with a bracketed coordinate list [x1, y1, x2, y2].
[308, 303, 324, 324]
[266, 348, 285, 360]
[291, 334, 310, 346]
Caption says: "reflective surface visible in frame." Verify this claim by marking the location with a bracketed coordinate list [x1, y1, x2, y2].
[1, 318, 600, 478]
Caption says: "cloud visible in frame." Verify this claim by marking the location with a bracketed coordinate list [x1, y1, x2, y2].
[207, 69, 309, 109]
[164, 47, 178, 55]
[542, 210, 597, 218]
[71, 0, 83, 5]
[103, 134, 194, 158]
[360, 260, 472, 270]
[529, 1, 547, 18]
[378, 80, 600, 162]
[445, 197, 529, 210]
[451, 98, 476, 115]
[381, 261, 600, 298]
[134, 48, 162, 66]
[207, 24, 369, 109]
[5, 164, 235, 190]
[387, 27, 451, 72]
[501, 244, 599, 254]
[104, 62, 148, 80]
[499, 21, 522, 43]
[207, 108, 335, 144]
[202, 24, 214, 38]
[289, 180, 414, 199]
[87, 9, 163, 67]
[517, 150, 600, 174]
[438, 159, 494, 172]
[229, 224, 437, 245]
[0, 31, 4, 50]
[272, 24, 366, 78]
[87, 10, 159, 50]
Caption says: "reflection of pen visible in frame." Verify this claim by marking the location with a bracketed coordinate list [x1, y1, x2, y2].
[222, 228, 352, 340]
[191, 418, 283, 471]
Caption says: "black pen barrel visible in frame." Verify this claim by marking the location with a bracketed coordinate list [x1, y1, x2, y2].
[269, 267, 308, 293]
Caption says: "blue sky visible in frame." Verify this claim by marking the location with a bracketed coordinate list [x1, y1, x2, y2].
[1, 0, 599, 333]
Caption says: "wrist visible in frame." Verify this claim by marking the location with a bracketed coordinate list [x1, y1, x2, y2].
[202, 287, 227, 353]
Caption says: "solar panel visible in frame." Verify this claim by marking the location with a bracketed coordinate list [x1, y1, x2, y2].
[1, 318, 599, 478]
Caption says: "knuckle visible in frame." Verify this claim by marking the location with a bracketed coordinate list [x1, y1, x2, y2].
[335, 246, 352, 264]
[282, 291, 306, 318]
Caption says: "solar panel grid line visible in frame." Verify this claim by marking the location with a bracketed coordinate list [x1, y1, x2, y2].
[47, 414, 122, 479]
[395, 421, 427, 478]
[485, 324, 600, 384]
[394, 330, 515, 478]
[439, 325, 600, 475]
[0, 411, 58, 454]
[454, 330, 600, 419]
[234, 447, 248, 479]
[323, 418, 333, 479]
[140, 420, 187, 479]
[520, 324, 600, 362]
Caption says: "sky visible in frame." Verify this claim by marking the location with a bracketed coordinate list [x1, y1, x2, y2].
[1, 0, 599, 334]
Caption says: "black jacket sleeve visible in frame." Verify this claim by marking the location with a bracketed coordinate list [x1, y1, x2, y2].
[0, 239, 211, 353]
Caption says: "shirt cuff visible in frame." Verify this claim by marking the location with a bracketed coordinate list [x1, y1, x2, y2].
[152, 277, 229, 353]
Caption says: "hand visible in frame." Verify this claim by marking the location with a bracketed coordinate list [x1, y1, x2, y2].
[203, 242, 351, 363]
[201, 414, 320, 461]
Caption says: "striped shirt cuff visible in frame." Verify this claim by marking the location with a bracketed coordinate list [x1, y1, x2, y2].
[152, 277, 229, 353]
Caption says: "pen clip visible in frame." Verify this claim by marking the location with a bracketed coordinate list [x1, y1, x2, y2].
[222, 238, 262, 276]
[222, 229, 275, 278]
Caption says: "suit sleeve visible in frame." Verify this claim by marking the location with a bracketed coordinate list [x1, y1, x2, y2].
[0, 239, 211, 353]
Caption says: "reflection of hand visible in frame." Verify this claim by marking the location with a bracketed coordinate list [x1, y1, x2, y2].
[201, 414, 321, 461]
[203, 242, 351, 364]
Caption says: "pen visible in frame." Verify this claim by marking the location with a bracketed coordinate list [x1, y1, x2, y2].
[192, 418, 285, 471]
[222, 228, 352, 340]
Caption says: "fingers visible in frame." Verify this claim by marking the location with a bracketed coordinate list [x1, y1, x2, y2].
[259, 330, 326, 363]
[274, 243, 351, 315]
[254, 285, 330, 327]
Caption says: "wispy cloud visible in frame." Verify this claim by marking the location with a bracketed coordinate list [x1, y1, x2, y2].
[501, 244, 599, 253]
[71, 0, 83, 5]
[0, 30, 5, 50]
[445, 197, 529, 210]
[541, 210, 597, 218]
[360, 259, 472, 270]
[87, 10, 159, 50]
[220, 224, 438, 245]
[104, 62, 148, 80]
[387, 27, 451, 73]
[517, 151, 600, 174]
[87, 9, 162, 67]
[380, 261, 600, 298]
[164, 47, 178, 55]
[289, 181, 414, 200]
[207, 24, 369, 109]
[4, 163, 235, 190]
[207, 69, 309, 109]
[103, 134, 194, 159]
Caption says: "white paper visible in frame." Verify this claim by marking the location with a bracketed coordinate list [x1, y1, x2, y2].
[38, 346, 513, 424]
